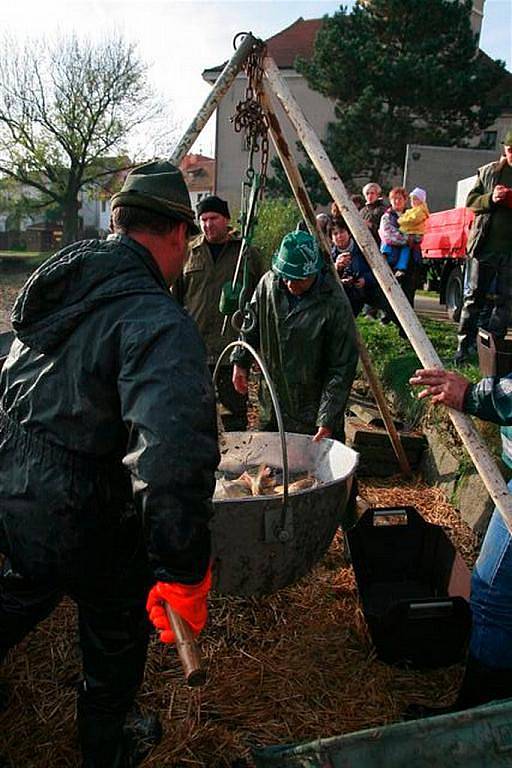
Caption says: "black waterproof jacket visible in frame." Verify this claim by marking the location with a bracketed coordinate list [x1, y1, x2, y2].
[0, 235, 219, 586]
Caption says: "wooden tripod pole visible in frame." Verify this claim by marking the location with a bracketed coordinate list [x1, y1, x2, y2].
[260, 87, 411, 475]
[170, 33, 262, 165]
[263, 54, 512, 531]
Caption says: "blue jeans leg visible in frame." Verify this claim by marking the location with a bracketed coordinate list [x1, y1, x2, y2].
[470, 479, 512, 668]
[395, 246, 410, 272]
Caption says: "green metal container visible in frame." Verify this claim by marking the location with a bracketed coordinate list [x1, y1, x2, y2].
[252, 699, 512, 767]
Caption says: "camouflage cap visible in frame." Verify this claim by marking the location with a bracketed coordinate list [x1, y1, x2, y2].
[111, 160, 198, 233]
[272, 231, 323, 280]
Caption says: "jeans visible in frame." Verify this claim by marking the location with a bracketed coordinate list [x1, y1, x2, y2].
[470, 478, 512, 668]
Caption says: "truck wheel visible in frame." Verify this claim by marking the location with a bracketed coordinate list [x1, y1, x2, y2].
[445, 266, 463, 323]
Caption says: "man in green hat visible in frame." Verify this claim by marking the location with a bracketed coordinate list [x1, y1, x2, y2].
[0, 160, 219, 766]
[173, 194, 262, 430]
[455, 130, 512, 364]
[231, 230, 358, 441]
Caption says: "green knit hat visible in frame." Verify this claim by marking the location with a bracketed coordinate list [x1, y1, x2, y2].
[272, 231, 323, 280]
[503, 130, 512, 147]
[111, 160, 198, 233]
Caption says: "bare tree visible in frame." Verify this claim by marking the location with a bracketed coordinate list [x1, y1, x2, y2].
[0, 34, 168, 244]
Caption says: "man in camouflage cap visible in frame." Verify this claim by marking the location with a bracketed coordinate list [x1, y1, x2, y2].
[0, 160, 219, 766]
[455, 130, 512, 364]
[232, 230, 358, 441]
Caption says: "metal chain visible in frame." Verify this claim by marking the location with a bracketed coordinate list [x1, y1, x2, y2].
[231, 39, 269, 193]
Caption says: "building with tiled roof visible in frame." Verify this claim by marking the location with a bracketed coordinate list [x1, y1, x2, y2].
[179, 153, 215, 210]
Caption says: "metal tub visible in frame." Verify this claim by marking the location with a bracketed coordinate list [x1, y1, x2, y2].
[211, 430, 358, 596]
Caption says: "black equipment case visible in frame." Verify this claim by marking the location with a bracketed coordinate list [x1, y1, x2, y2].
[346, 506, 472, 668]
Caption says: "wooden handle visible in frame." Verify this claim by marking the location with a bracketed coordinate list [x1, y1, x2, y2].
[164, 604, 207, 687]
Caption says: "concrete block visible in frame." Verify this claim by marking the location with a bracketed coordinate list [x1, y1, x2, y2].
[420, 428, 461, 498]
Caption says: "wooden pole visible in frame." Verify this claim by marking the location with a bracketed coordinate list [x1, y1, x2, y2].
[170, 33, 263, 166]
[164, 604, 207, 687]
[262, 54, 512, 531]
[260, 87, 411, 475]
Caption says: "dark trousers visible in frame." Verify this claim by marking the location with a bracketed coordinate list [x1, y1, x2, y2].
[0, 554, 150, 768]
[210, 364, 247, 431]
[378, 262, 419, 325]
[457, 252, 512, 350]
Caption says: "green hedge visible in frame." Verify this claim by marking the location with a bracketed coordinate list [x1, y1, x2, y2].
[252, 198, 301, 270]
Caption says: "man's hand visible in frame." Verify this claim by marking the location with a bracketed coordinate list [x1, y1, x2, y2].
[354, 277, 365, 289]
[492, 184, 509, 204]
[335, 253, 351, 272]
[409, 368, 470, 411]
[312, 426, 333, 442]
[146, 566, 212, 644]
[232, 365, 248, 395]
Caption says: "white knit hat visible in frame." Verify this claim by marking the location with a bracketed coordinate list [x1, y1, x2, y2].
[410, 187, 427, 203]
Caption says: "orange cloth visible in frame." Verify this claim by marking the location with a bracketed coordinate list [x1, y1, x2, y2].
[146, 565, 212, 644]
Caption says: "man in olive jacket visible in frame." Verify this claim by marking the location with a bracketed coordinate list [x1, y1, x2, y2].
[0, 162, 219, 767]
[173, 195, 261, 429]
[455, 131, 512, 364]
[232, 231, 358, 441]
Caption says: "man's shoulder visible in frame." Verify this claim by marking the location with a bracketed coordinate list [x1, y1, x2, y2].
[478, 158, 505, 177]
[189, 233, 207, 251]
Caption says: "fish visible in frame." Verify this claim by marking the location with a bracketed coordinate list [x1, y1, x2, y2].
[214, 465, 317, 499]
[274, 475, 316, 495]
[249, 464, 276, 496]
[214, 471, 253, 499]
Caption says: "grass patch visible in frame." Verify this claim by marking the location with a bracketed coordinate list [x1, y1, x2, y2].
[0, 251, 53, 269]
[357, 315, 481, 424]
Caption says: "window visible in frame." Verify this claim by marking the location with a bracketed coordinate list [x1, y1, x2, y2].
[479, 131, 497, 150]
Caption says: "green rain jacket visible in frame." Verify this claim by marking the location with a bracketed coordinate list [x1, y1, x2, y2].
[173, 232, 262, 365]
[466, 157, 508, 258]
[232, 268, 358, 435]
[0, 234, 219, 585]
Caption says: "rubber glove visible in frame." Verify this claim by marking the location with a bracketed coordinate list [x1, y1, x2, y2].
[146, 565, 212, 644]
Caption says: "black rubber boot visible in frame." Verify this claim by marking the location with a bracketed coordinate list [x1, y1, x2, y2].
[122, 707, 162, 767]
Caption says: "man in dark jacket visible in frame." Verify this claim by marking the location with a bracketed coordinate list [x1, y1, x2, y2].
[231, 231, 358, 441]
[173, 195, 261, 430]
[455, 131, 512, 364]
[0, 161, 219, 767]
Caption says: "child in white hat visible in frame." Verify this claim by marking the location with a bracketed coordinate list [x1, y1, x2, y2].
[394, 187, 430, 277]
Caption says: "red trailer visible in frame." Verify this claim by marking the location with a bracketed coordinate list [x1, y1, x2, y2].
[420, 207, 475, 321]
